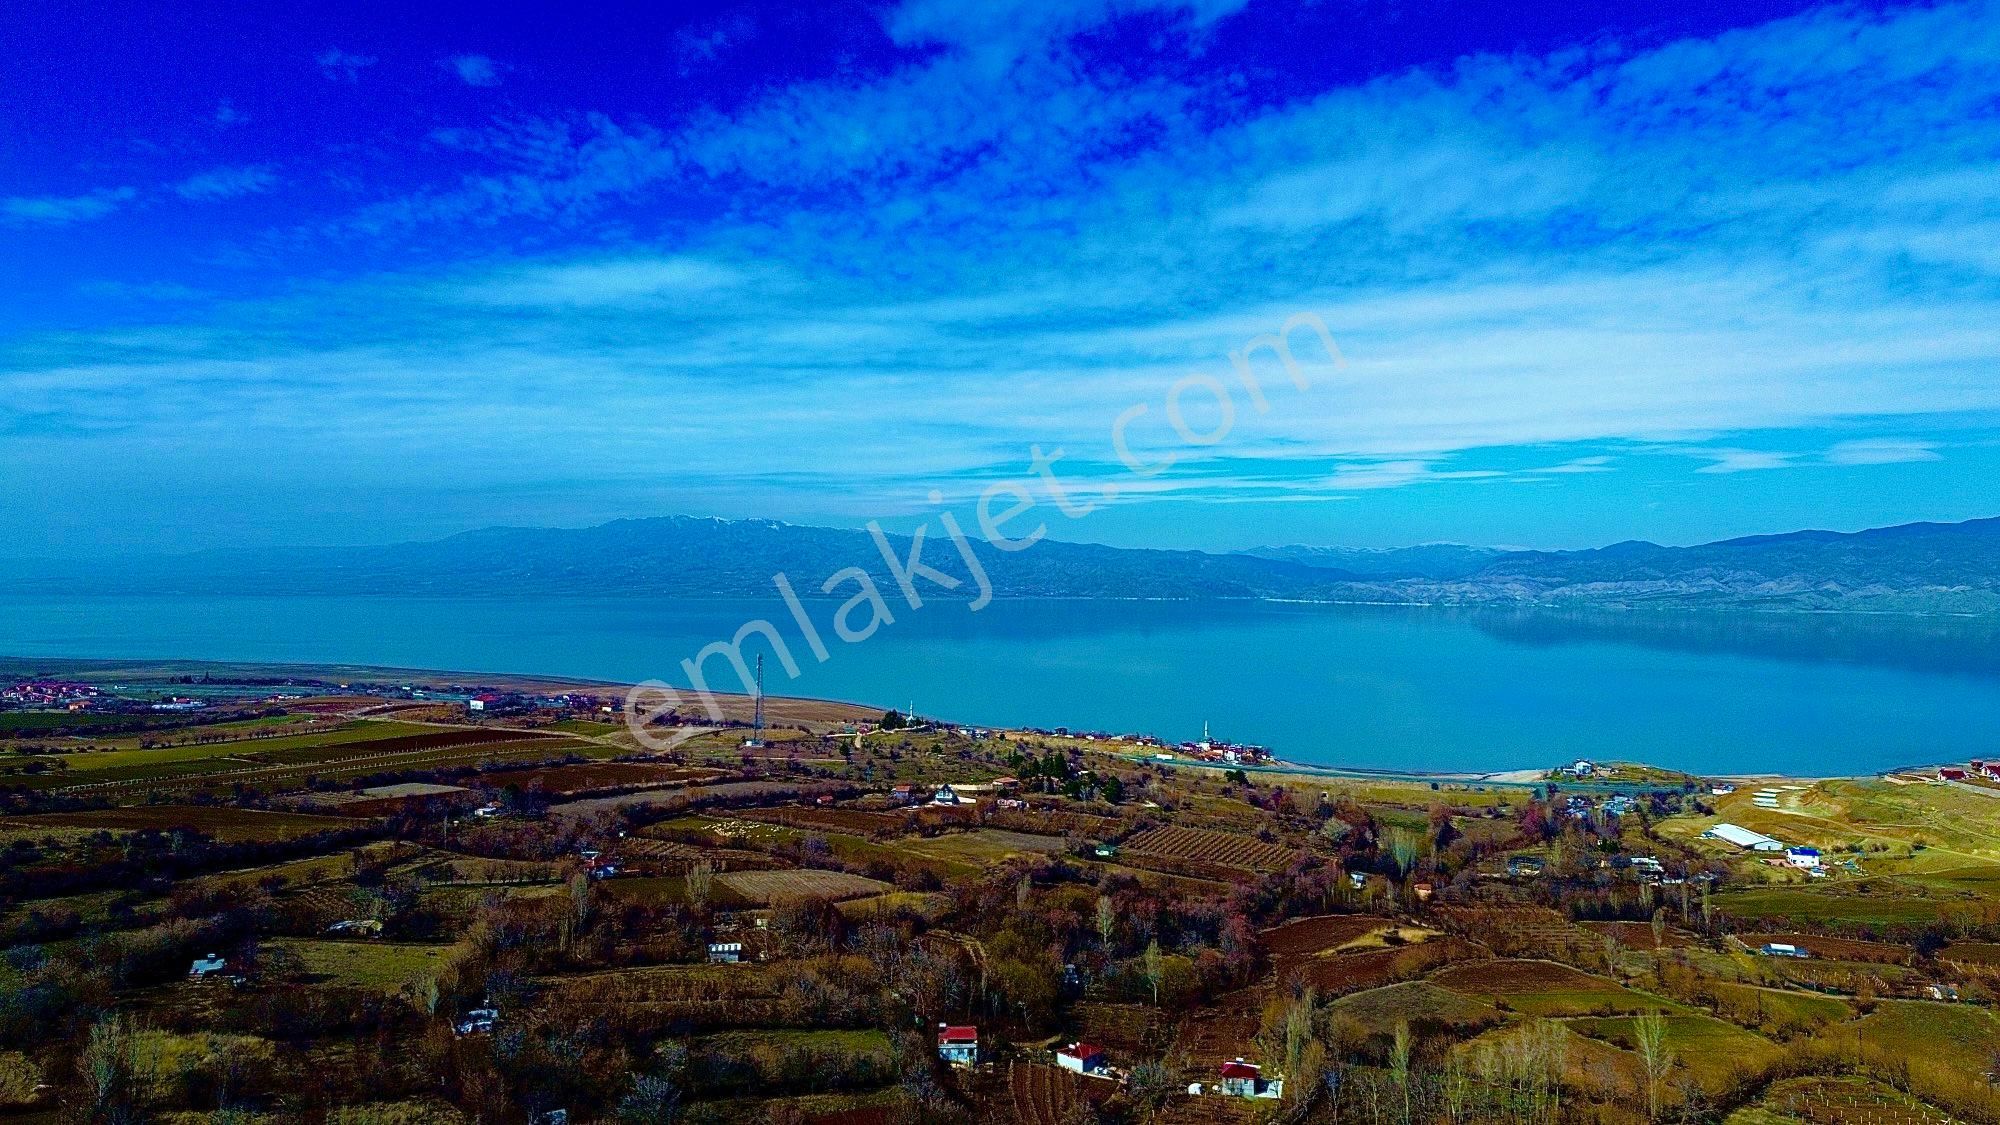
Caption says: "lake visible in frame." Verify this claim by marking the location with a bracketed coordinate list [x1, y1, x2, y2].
[6, 594, 2000, 776]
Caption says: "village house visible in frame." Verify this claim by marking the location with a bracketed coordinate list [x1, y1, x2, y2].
[1759, 942, 1810, 959]
[1940, 767, 1969, 781]
[326, 919, 383, 936]
[930, 784, 964, 806]
[1785, 846, 1823, 870]
[1055, 1042, 1108, 1076]
[1218, 1059, 1283, 1099]
[188, 953, 229, 979]
[707, 942, 743, 964]
[888, 784, 919, 806]
[936, 1025, 978, 1067]
[455, 1008, 498, 1036]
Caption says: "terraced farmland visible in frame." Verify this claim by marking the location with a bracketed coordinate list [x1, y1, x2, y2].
[1120, 826, 1295, 873]
[1008, 1063, 1091, 1125]
[714, 869, 893, 905]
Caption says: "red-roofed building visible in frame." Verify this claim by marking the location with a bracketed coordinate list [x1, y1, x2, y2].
[936, 1024, 978, 1066]
[1056, 1042, 1107, 1075]
[1218, 1058, 1283, 1099]
[1941, 767, 1969, 781]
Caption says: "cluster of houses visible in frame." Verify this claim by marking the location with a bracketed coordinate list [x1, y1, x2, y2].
[1559, 792, 1638, 821]
[888, 779, 1023, 808]
[1, 680, 100, 709]
[936, 1027, 1282, 1100]
[889, 783, 970, 807]
[1175, 725, 1271, 766]
[465, 690, 613, 717]
[1500, 851, 1696, 886]
[1938, 760, 2000, 783]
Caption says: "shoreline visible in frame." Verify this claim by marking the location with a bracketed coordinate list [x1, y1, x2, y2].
[2, 652, 1928, 786]
[5, 590, 1997, 620]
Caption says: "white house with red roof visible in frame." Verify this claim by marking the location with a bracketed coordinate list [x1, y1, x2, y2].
[1218, 1058, 1283, 1099]
[936, 1024, 978, 1066]
[1055, 1042, 1107, 1075]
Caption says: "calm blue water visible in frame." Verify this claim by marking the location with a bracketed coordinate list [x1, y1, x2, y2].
[5, 594, 2000, 776]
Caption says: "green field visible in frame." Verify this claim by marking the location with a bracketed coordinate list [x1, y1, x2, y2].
[1856, 1001, 2000, 1075]
[269, 939, 455, 991]
[1570, 1013, 1783, 1090]
[892, 828, 1067, 865]
[1431, 959, 1680, 1017]
[1713, 887, 1953, 927]
[1327, 980, 1501, 1037]
[1710, 983, 1851, 1029]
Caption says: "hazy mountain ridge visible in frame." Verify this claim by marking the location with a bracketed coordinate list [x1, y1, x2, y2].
[7, 514, 2000, 612]
[0, 516, 1361, 601]
[1244, 543, 1507, 580]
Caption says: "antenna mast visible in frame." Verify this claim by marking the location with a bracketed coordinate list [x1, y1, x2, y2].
[749, 654, 766, 747]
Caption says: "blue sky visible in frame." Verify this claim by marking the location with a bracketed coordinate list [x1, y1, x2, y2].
[4, 0, 1999, 557]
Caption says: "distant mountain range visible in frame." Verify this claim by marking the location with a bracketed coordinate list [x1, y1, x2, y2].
[8, 514, 2000, 613]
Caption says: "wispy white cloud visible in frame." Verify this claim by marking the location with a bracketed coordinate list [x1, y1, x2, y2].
[885, 0, 1248, 65]
[1525, 456, 1615, 475]
[8, 0, 2000, 547]
[316, 48, 377, 83]
[674, 14, 755, 71]
[173, 165, 279, 201]
[2, 187, 135, 226]
[1325, 460, 1507, 491]
[451, 256, 752, 306]
[1693, 449, 1796, 474]
[444, 54, 502, 87]
[1824, 438, 1943, 466]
